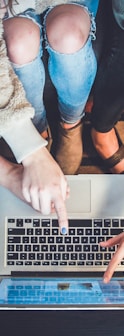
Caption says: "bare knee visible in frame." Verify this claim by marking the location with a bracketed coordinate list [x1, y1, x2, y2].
[3, 17, 40, 64]
[46, 4, 91, 54]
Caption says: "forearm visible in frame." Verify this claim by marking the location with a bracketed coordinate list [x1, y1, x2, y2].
[1, 119, 47, 163]
[0, 19, 47, 162]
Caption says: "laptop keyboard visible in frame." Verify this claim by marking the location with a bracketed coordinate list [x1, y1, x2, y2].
[6, 217, 124, 268]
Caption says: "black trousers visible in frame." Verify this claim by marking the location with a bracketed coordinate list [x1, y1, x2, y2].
[91, 0, 124, 133]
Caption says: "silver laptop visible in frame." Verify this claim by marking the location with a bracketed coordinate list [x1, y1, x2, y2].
[0, 174, 124, 309]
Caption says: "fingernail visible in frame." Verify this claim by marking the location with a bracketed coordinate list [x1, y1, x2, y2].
[61, 227, 67, 235]
[103, 277, 109, 284]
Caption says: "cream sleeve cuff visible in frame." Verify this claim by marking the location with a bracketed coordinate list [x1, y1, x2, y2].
[1, 119, 47, 163]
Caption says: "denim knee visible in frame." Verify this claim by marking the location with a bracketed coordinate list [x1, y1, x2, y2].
[44, 3, 98, 123]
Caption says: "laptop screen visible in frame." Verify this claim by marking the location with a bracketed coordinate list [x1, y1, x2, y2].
[0, 277, 124, 308]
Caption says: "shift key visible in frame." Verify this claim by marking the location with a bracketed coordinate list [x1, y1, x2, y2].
[7, 253, 18, 260]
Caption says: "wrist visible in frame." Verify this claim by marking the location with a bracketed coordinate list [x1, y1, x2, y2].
[22, 146, 48, 166]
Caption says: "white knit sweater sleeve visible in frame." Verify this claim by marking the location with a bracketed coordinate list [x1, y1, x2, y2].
[0, 19, 47, 163]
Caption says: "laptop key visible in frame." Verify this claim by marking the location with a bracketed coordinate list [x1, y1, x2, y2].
[34, 262, 41, 266]
[96, 253, 103, 260]
[58, 245, 65, 252]
[35, 228, 42, 235]
[73, 237, 79, 243]
[20, 253, 27, 260]
[16, 219, 24, 227]
[104, 219, 111, 227]
[23, 237, 29, 243]
[37, 253, 44, 260]
[27, 228, 33, 235]
[33, 219, 40, 227]
[86, 261, 93, 266]
[45, 253, 52, 260]
[69, 228, 75, 235]
[33, 245, 40, 252]
[60, 262, 67, 265]
[50, 245, 56, 252]
[79, 253, 86, 260]
[54, 253, 61, 260]
[94, 229, 100, 235]
[7, 261, 15, 265]
[39, 237, 46, 243]
[8, 236, 21, 243]
[77, 229, 84, 235]
[31, 237, 38, 244]
[16, 245, 23, 252]
[112, 219, 119, 227]
[93, 219, 102, 227]
[41, 245, 48, 252]
[16, 261, 23, 265]
[110, 228, 123, 235]
[48, 237, 54, 243]
[29, 253, 35, 260]
[77, 261, 85, 265]
[69, 261, 76, 265]
[64, 237, 71, 243]
[120, 219, 124, 227]
[95, 261, 102, 266]
[24, 245, 31, 252]
[83, 245, 90, 252]
[81, 237, 88, 244]
[67, 245, 73, 252]
[56, 237, 63, 243]
[42, 261, 50, 265]
[62, 253, 69, 260]
[25, 261, 32, 265]
[51, 261, 58, 266]
[71, 253, 77, 260]
[8, 245, 14, 251]
[7, 253, 18, 260]
[44, 228, 50, 235]
[75, 245, 82, 252]
[52, 228, 58, 235]
[42, 219, 51, 227]
[8, 228, 25, 235]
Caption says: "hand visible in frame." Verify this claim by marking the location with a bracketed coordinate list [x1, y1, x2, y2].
[100, 232, 124, 283]
[22, 146, 70, 233]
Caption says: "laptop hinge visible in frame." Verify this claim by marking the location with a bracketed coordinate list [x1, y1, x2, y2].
[11, 271, 110, 278]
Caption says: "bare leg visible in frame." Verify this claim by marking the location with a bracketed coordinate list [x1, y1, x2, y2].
[0, 156, 25, 201]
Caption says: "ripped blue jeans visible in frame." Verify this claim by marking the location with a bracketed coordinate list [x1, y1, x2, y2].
[9, 1, 99, 133]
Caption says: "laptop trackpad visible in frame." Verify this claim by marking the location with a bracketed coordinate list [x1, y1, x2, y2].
[66, 179, 91, 213]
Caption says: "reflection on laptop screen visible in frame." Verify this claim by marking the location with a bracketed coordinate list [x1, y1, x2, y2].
[0, 277, 124, 307]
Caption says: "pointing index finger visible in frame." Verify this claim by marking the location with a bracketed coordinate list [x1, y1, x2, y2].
[103, 245, 124, 283]
[54, 195, 68, 234]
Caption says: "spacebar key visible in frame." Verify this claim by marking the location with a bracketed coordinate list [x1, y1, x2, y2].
[69, 219, 92, 227]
